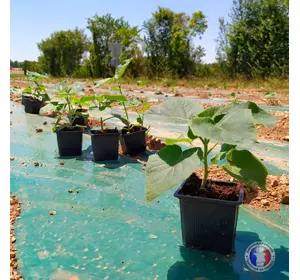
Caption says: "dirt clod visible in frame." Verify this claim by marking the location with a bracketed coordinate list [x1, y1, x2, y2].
[60, 162, 64, 165]
[10, 195, 23, 280]
[34, 162, 39, 167]
[36, 128, 43, 133]
[282, 135, 289, 142]
[256, 112, 289, 142]
[194, 166, 289, 211]
[10, 156, 15, 161]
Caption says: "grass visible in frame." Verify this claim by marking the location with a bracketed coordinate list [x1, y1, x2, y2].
[10, 73, 289, 95]
[117, 77, 289, 95]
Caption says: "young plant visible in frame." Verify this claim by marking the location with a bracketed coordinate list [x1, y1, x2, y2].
[51, 82, 88, 132]
[94, 58, 145, 132]
[89, 94, 128, 130]
[22, 71, 50, 102]
[145, 99, 279, 202]
[123, 97, 151, 127]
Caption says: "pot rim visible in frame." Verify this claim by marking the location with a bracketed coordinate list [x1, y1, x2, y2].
[121, 126, 147, 136]
[174, 178, 243, 206]
[56, 128, 84, 134]
[90, 129, 120, 136]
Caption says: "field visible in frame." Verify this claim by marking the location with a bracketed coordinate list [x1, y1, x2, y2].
[10, 74, 289, 279]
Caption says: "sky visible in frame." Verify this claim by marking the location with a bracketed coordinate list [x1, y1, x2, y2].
[10, 0, 233, 63]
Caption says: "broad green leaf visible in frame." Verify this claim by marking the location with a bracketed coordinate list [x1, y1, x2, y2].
[146, 99, 203, 125]
[80, 96, 95, 103]
[22, 87, 32, 93]
[187, 127, 197, 140]
[103, 95, 127, 101]
[222, 101, 278, 128]
[56, 93, 71, 98]
[94, 77, 114, 87]
[114, 58, 133, 80]
[165, 138, 193, 145]
[189, 109, 257, 145]
[223, 149, 268, 191]
[95, 95, 105, 102]
[138, 102, 151, 113]
[145, 145, 200, 202]
[198, 106, 222, 118]
[221, 143, 237, 152]
[41, 93, 50, 102]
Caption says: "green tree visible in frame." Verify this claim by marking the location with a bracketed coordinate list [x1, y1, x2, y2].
[216, 0, 289, 78]
[143, 7, 208, 77]
[87, 14, 140, 77]
[38, 28, 88, 76]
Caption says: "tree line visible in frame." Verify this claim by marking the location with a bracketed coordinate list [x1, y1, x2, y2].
[15, 0, 289, 79]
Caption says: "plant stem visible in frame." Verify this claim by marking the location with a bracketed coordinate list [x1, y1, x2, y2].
[201, 139, 209, 189]
[118, 85, 129, 125]
[100, 117, 104, 130]
[101, 116, 116, 130]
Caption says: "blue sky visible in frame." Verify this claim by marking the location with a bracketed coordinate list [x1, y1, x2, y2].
[10, 0, 232, 63]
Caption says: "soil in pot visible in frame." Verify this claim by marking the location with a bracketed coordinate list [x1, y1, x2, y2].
[174, 174, 243, 254]
[56, 126, 83, 157]
[23, 97, 43, 114]
[180, 173, 241, 201]
[120, 126, 147, 156]
[91, 128, 120, 161]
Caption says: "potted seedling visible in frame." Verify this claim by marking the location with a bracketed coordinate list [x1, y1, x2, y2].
[22, 71, 50, 114]
[145, 99, 278, 254]
[51, 82, 88, 157]
[88, 93, 127, 161]
[94, 58, 149, 156]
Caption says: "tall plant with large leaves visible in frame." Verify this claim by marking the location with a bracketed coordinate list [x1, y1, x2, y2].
[145, 99, 278, 202]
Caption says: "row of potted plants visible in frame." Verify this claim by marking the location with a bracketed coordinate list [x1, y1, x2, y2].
[15, 62, 279, 255]
[20, 59, 150, 160]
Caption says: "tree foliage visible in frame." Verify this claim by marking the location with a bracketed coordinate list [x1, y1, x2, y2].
[12, 2, 288, 79]
[216, 0, 289, 78]
[87, 14, 140, 78]
[143, 7, 208, 77]
[37, 28, 88, 76]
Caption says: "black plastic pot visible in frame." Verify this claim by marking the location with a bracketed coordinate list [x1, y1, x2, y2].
[174, 179, 243, 254]
[91, 129, 120, 161]
[120, 126, 147, 156]
[23, 97, 43, 114]
[56, 128, 83, 157]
